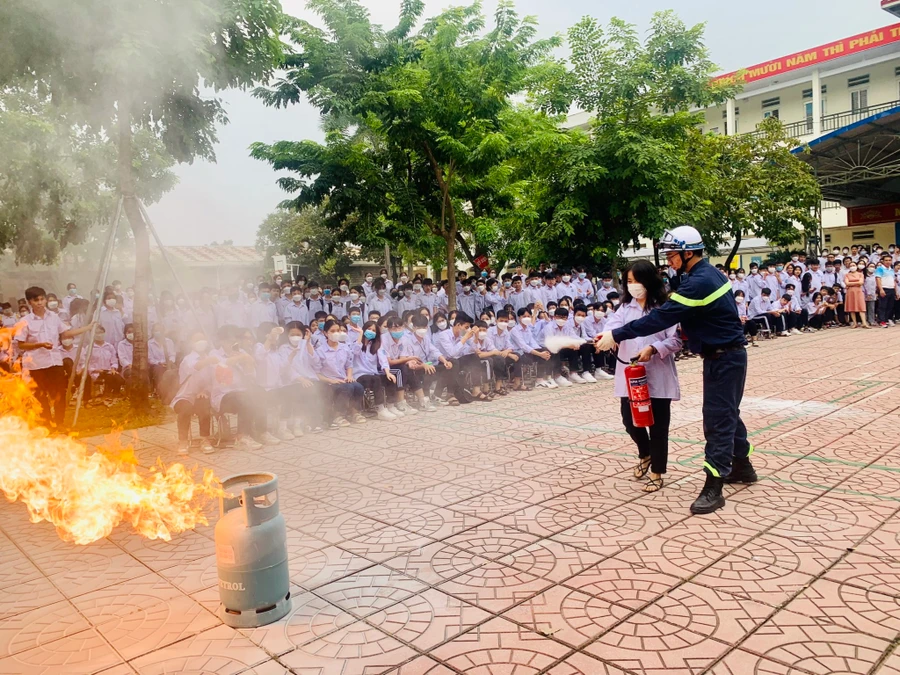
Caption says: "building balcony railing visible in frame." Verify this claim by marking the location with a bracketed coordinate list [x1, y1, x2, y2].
[743, 99, 900, 140]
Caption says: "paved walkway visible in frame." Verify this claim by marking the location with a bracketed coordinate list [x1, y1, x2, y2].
[3, 328, 900, 674]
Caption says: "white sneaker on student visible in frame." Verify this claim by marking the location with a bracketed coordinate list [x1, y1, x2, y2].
[791, 328, 801, 335]
[351, 413, 367, 424]
[422, 401, 438, 412]
[199, 438, 215, 454]
[234, 437, 263, 451]
[545, 378, 559, 389]
[275, 422, 294, 441]
[177, 441, 190, 456]
[389, 404, 405, 417]
[890, 320, 896, 327]
[594, 369, 614, 380]
[568, 372, 586, 384]
[581, 371, 597, 383]
[261, 432, 281, 445]
[555, 375, 573, 388]
[536, 379, 550, 388]
[399, 402, 418, 415]
[376, 407, 398, 421]
[291, 420, 305, 436]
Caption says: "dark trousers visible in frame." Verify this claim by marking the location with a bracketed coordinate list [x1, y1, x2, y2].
[400, 363, 449, 395]
[357, 373, 397, 405]
[809, 313, 825, 330]
[516, 352, 550, 378]
[174, 398, 211, 441]
[326, 381, 364, 420]
[878, 288, 896, 323]
[786, 310, 808, 330]
[551, 348, 579, 376]
[30, 365, 67, 429]
[150, 364, 170, 395]
[620, 397, 671, 475]
[84, 371, 126, 401]
[702, 349, 751, 479]
[219, 390, 266, 438]
[742, 320, 759, 337]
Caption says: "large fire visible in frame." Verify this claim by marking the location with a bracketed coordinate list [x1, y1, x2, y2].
[0, 333, 220, 545]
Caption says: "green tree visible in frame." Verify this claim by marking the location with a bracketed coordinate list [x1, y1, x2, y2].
[252, 0, 565, 308]
[515, 12, 737, 268]
[691, 118, 822, 266]
[0, 0, 284, 407]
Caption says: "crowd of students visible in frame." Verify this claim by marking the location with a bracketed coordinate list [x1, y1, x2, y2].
[4, 244, 900, 457]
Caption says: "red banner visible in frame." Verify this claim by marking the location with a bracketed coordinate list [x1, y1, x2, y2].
[473, 254, 489, 270]
[715, 23, 900, 85]
[847, 202, 900, 227]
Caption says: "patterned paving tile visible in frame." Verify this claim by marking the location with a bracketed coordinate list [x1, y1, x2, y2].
[314, 565, 429, 619]
[381, 542, 490, 586]
[785, 578, 900, 641]
[825, 552, 900, 597]
[741, 609, 890, 674]
[0, 599, 89, 658]
[444, 522, 540, 561]
[498, 539, 603, 584]
[436, 560, 554, 613]
[0, 628, 123, 674]
[129, 624, 271, 674]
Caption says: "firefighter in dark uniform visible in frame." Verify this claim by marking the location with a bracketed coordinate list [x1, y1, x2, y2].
[597, 226, 758, 514]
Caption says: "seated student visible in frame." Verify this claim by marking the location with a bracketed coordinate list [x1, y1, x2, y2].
[171, 330, 218, 454]
[346, 306, 364, 342]
[79, 325, 126, 405]
[352, 320, 399, 421]
[315, 319, 365, 428]
[279, 322, 324, 431]
[57, 332, 78, 382]
[508, 307, 554, 389]
[117, 323, 135, 387]
[807, 292, 828, 331]
[283, 286, 307, 323]
[820, 288, 839, 326]
[433, 311, 484, 403]
[148, 323, 177, 395]
[733, 290, 758, 346]
[209, 325, 265, 450]
[98, 289, 126, 346]
[470, 319, 509, 397]
[396, 284, 418, 315]
[253, 322, 297, 441]
[543, 307, 580, 387]
[748, 287, 786, 336]
[368, 279, 394, 317]
[401, 314, 452, 410]
[308, 311, 328, 348]
[784, 283, 809, 334]
[571, 305, 601, 381]
[487, 310, 519, 392]
[431, 311, 449, 335]
[381, 316, 422, 414]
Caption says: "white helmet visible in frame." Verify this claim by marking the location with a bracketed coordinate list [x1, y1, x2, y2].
[659, 226, 704, 252]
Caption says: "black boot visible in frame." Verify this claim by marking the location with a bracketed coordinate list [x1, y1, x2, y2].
[725, 457, 758, 484]
[690, 473, 725, 514]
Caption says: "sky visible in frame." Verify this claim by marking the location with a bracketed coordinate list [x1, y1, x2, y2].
[145, 0, 894, 248]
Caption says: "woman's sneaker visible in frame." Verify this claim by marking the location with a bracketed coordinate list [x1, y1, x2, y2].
[261, 432, 281, 445]
[377, 407, 398, 421]
[235, 437, 263, 451]
[351, 413, 367, 424]
[580, 371, 598, 383]
[389, 404, 405, 417]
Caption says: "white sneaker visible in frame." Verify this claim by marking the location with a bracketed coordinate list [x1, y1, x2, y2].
[536, 379, 550, 388]
[177, 442, 190, 456]
[261, 432, 281, 445]
[555, 375, 572, 388]
[291, 421, 305, 437]
[791, 328, 801, 335]
[401, 403, 419, 415]
[545, 379, 559, 389]
[422, 401, 437, 412]
[389, 404, 405, 417]
[568, 372, 586, 384]
[274, 423, 294, 441]
[594, 369, 614, 380]
[581, 371, 597, 383]
[334, 417, 351, 427]
[200, 438, 215, 454]
[778, 332, 790, 337]
[890, 320, 896, 327]
[351, 413, 367, 424]
[376, 407, 397, 421]
[234, 437, 263, 451]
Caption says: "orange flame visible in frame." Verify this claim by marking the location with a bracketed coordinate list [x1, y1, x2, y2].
[0, 329, 220, 546]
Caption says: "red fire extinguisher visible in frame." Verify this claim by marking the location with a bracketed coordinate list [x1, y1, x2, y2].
[624, 361, 654, 428]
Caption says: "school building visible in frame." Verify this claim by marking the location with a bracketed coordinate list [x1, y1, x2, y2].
[566, 0, 900, 266]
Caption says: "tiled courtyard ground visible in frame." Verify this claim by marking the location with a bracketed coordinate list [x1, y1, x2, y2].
[3, 328, 900, 673]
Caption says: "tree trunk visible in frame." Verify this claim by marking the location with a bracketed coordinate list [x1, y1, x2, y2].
[118, 97, 150, 411]
[725, 228, 742, 269]
[445, 231, 457, 311]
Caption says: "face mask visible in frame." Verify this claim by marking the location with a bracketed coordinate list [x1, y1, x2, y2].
[47, 300, 59, 310]
[260, 292, 271, 301]
[849, 266, 858, 272]
[193, 340, 208, 353]
[593, 310, 605, 320]
[825, 267, 834, 273]
[347, 292, 359, 303]
[476, 285, 485, 292]
[786, 290, 794, 296]
[503, 281, 512, 288]
[436, 320, 448, 330]
[775, 266, 783, 272]
[350, 314, 362, 325]
[520, 317, 532, 326]
[399, 276, 408, 283]
[574, 315, 585, 325]
[562, 275, 571, 283]
[404, 290, 413, 297]
[481, 271, 488, 278]
[380, 273, 388, 279]
[530, 279, 541, 287]
[737, 273, 745, 280]
[612, 300, 620, 307]
[323, 289, 332, 297]
[791, 256, 799, 262]
[729, 273, 736, 280]
[390, 330, 404, 340]
[289, 335, 302, 347]
[602, 281, 612, 288]
[406, 327, 426, 339]
[68, 288, 77, 296]
[735, 296, 745, 304]
[475, 330, 487, 340]
[496, 321, 508, 332]
[309, 289, 320, 298]
[377, 289, 386, 296]
[868, 267, 876, 273]
[555, 318, 567, 327]
[61, 338, 74, 347]
[767, 267, 775, 274]
[579, 272, 587, 279]
[627, 283, 646, 300]
[463, 287, 471, 294]
[246, 283, 254, 290]
[361, 329, 376, 340]
[289, 294, 302, 303]
[413, 284, 422, 292]
[126, 332, 134, 341]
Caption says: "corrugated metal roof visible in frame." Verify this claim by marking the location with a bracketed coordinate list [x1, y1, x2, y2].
[158, 246, 264, 265]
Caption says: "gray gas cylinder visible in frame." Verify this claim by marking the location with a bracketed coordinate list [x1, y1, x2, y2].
[215, 472, 292, 628]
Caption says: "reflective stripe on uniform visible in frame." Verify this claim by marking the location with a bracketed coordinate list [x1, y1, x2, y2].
[703, 461, 721, 477]
[671, 281, 732, 308]
[748, 444, 755, 456]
